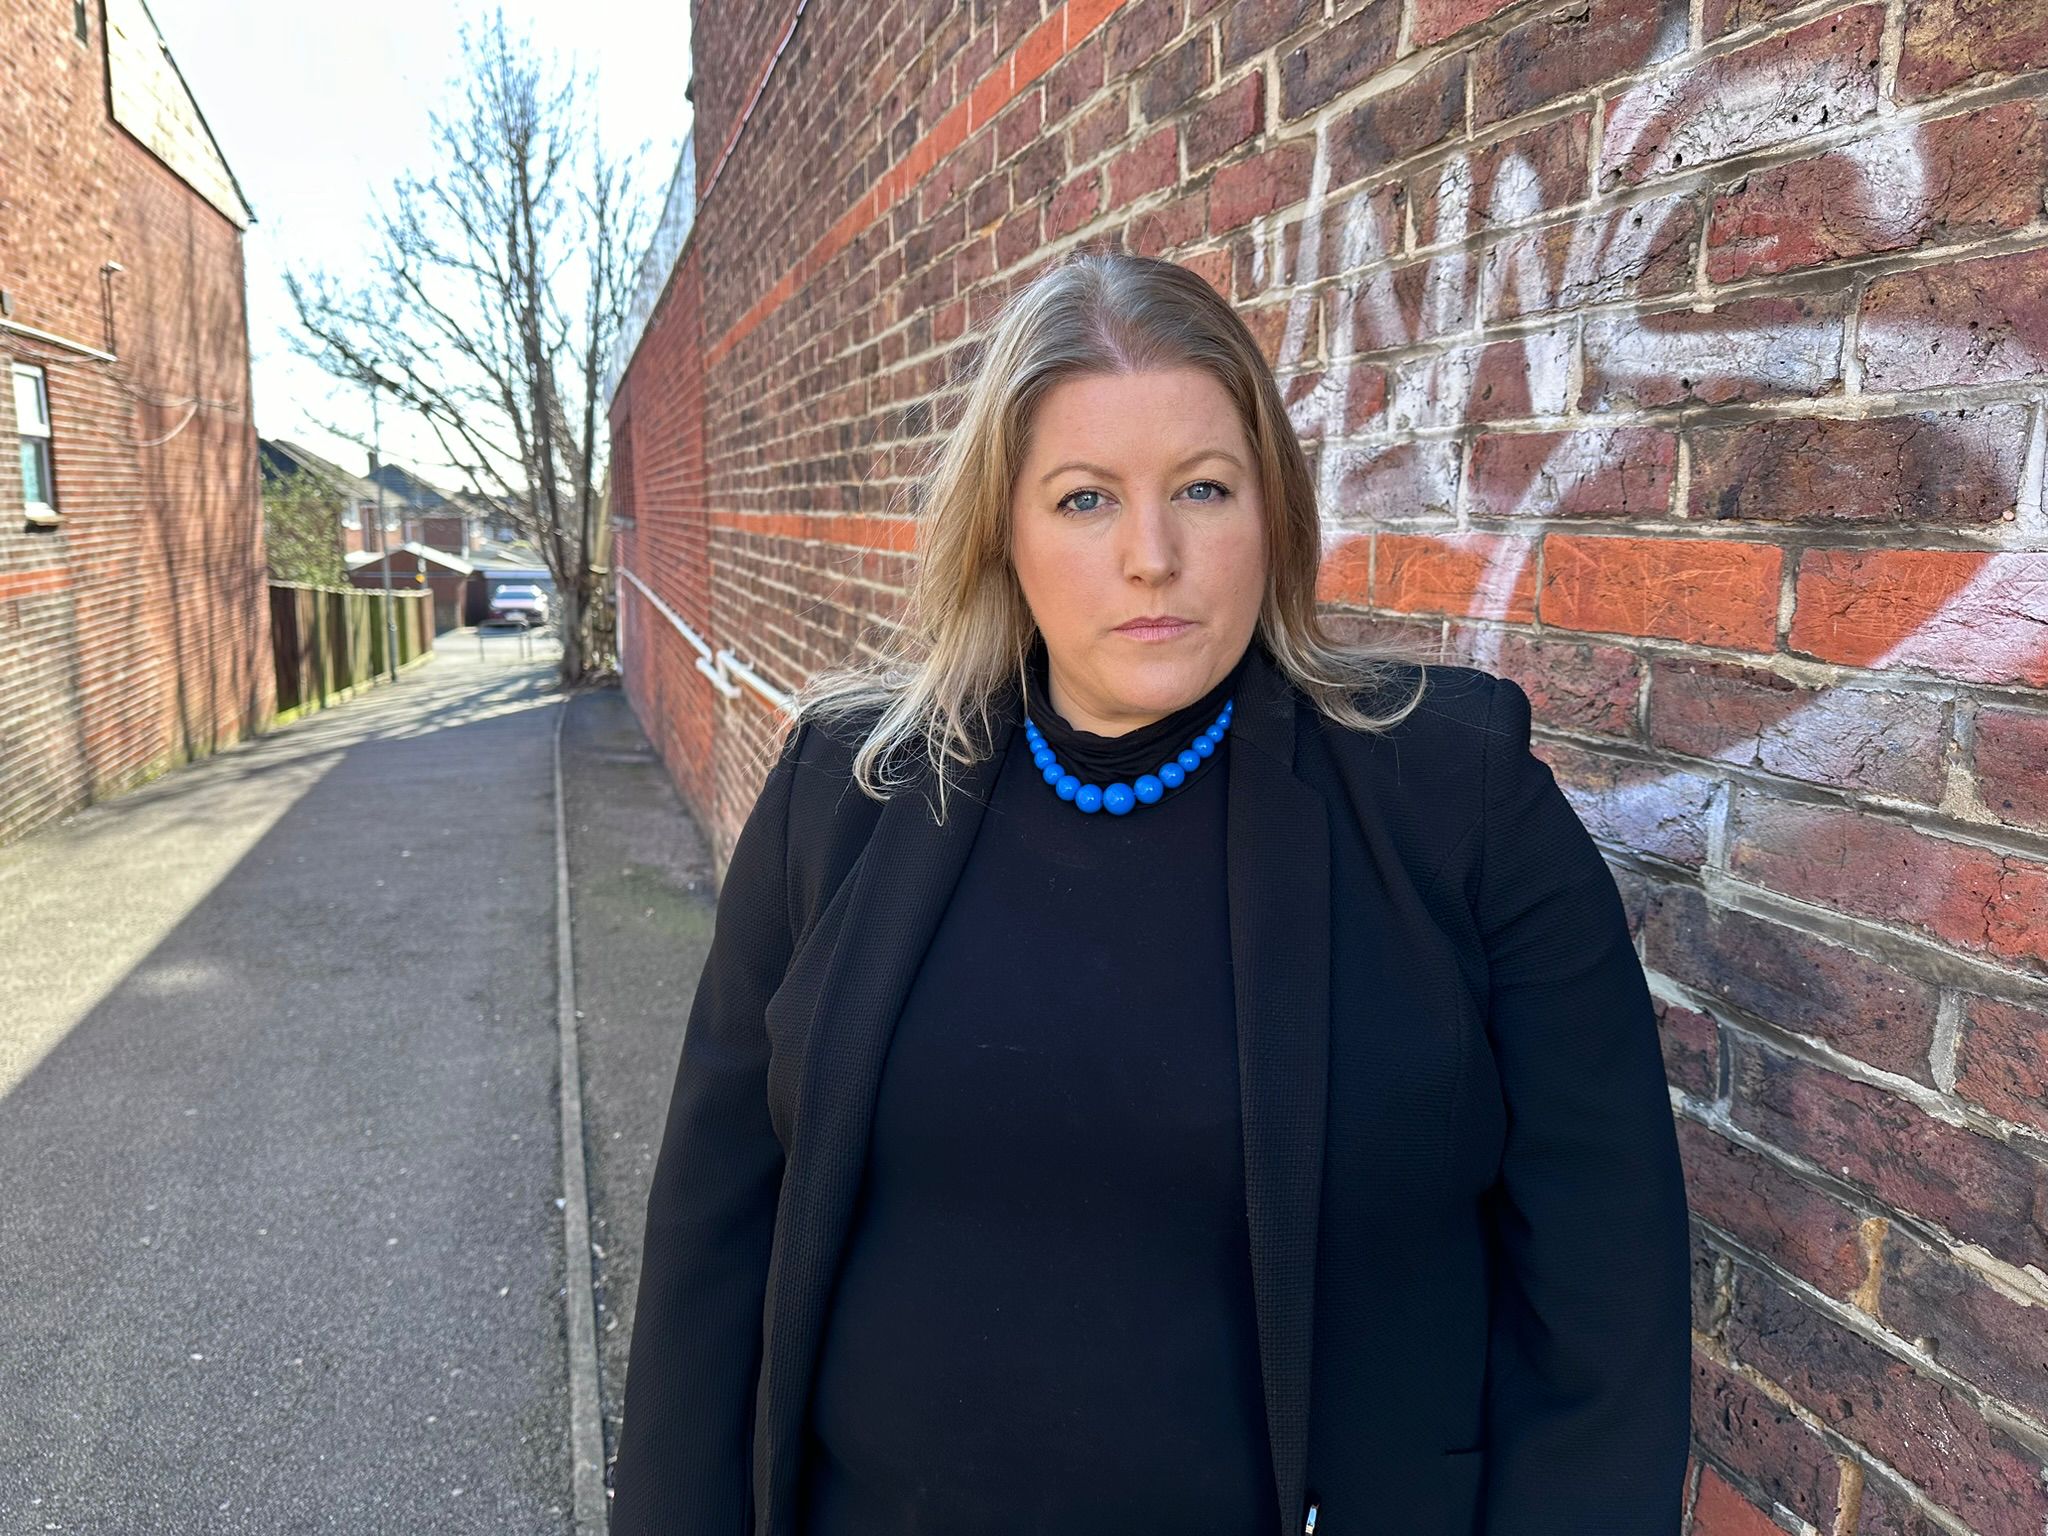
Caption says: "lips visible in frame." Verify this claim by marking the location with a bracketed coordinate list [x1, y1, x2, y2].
[1115, 616, 1195, 639]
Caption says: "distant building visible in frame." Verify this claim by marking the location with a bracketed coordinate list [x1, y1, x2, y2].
[258, 438, 381, 556]
[1, 0, 265, 845]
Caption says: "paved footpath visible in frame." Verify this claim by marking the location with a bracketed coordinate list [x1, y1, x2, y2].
[0, 639, 717, 1535]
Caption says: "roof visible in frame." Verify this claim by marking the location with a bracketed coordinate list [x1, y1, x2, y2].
[366, 462, 453, 512]
[349, 541, 476, 576]
[260, 438, 379, 502]
[109, 0, 257, 227]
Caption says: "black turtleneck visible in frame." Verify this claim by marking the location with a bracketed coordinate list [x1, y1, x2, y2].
[795, 635, 1274, 1536]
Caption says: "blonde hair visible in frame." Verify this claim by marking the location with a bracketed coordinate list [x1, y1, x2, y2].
[775, 247, 1430, 820]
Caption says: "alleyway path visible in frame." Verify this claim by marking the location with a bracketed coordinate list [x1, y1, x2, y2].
[0, 639, 712, 1534]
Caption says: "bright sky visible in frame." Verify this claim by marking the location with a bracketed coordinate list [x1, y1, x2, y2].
[147, 0, 693, 494]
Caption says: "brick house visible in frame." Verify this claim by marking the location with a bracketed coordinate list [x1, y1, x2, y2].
[606, 3, 2048, 1530]
[1, 0, 267, 846]
[257, 437, 382, 555]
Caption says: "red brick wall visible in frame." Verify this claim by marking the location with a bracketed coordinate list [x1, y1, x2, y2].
[611, 4, 2048, 1526]
[0, 0, 271, 845]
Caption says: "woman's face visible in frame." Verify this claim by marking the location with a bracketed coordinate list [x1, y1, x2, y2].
[1009, 366, 1268, 738]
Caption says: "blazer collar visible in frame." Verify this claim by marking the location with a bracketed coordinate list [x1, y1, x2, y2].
[753, 636, 1331, 1536]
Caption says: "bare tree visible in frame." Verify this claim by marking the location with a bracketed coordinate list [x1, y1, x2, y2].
[282, 6, 650, 682]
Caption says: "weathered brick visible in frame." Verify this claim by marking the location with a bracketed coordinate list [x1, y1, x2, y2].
[1899, 0, 2048, 101]
[1543, 736, 1716, 864]
[1789, 548, 2048, 688]
[1275, 181, 1404, 287]
[1880, 1223, 2048, 1425]
[1472, 0, 1687, 131]
[1726, 1270, 2048, 1534]
[1581, 294, 1846, 410]
[1322, 438, 1462, 524]
[1975, 706, 2048, 831]
[1657, 998, 1717, 1097]
[1412, 0, 1520, 48]
[1691, 1354, 1845, 1532]
[1207, 138, 1314, 230]
[1731, 1034, 2048, 1268]
[1330, 255, 1476, 351]
[1482, 193, 1700, 320]
[1389, 327, 1576, 428]
[1688, 406, 2031, 527]
[1599, 5, 1885, 190]
[1468, 426, 1677, 521]
[1859, 245, 2048, 392]
[1138, 33, 1209, 122]
[1414, 111, 1593, 247]
[1372, 531, 1540, 620]
[1183, 70, 1263, 173]
[1679, 1119, 1870, 1297]
[1643, 880, 1942, 1081]
[1218, 0, 1322, 70]
[1107, 124, 1177, 205]
[1328, 53, 1467, 185]
[1706, 103, 2048, 283]
[1701, 0, 1810, 39]
[1540, 533, 1782, 649]
[1955, 993, 2048, 1138]
[1482, 631, 1644, 736]
[1729, 786, 2048, 974]
[1276, 0, 1401, 122]
[1647, 656, 1947, 804]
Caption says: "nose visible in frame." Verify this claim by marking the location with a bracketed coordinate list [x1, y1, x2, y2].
[1117, 495, 1180, 584]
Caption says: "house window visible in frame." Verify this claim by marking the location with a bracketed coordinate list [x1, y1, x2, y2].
[13, 364, 58, 522]
[74, 0, 88, 42]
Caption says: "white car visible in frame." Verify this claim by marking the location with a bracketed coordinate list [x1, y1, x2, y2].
[487, 584, 550, 628]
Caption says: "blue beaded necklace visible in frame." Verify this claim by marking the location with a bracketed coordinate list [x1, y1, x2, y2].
[1024, 694, 1234, 815]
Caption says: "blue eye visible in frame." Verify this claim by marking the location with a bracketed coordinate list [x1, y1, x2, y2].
[1054, 479, 1233, 516]
[1056, 488, 1105, 515]
[1186, 479, 1231, 503]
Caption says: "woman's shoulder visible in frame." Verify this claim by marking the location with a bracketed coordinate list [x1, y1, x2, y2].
[1317, 658, 1514, 757]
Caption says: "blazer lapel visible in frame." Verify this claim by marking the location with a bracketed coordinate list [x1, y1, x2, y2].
[751, 703, 1013, 1533]
[1227, 640, 1332, 1536]
[754, 641, 1332, 1536]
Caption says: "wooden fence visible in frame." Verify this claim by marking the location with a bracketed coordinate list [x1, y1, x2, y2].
[269, 583, 434, 719]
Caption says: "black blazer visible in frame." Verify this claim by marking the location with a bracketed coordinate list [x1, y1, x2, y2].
[609, 639, 1693, 1536]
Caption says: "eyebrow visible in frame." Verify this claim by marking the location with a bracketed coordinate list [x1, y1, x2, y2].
[1038, 448, 1247, 486]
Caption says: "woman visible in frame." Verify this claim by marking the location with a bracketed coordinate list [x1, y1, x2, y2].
[608, 252, 1692, 1536]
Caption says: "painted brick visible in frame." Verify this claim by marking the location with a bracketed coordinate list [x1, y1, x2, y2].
[1467, 427, 1677, 521]
[1790, 548, 2048, 687]
[1371, 531, 1540, 620]
[1646, 656, 1947, 803]
[1540, 533, 1782, 649]
[1413, 111, 1594, 248]
[1706, 102, 2048, 283]
[1859, 244, 2048, 392]
[1688, 405, 2032, 527]
[1599, 6, 1885, 191]
[1481, 193, 1699, 320]
[1582, 294, 1847, 410]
